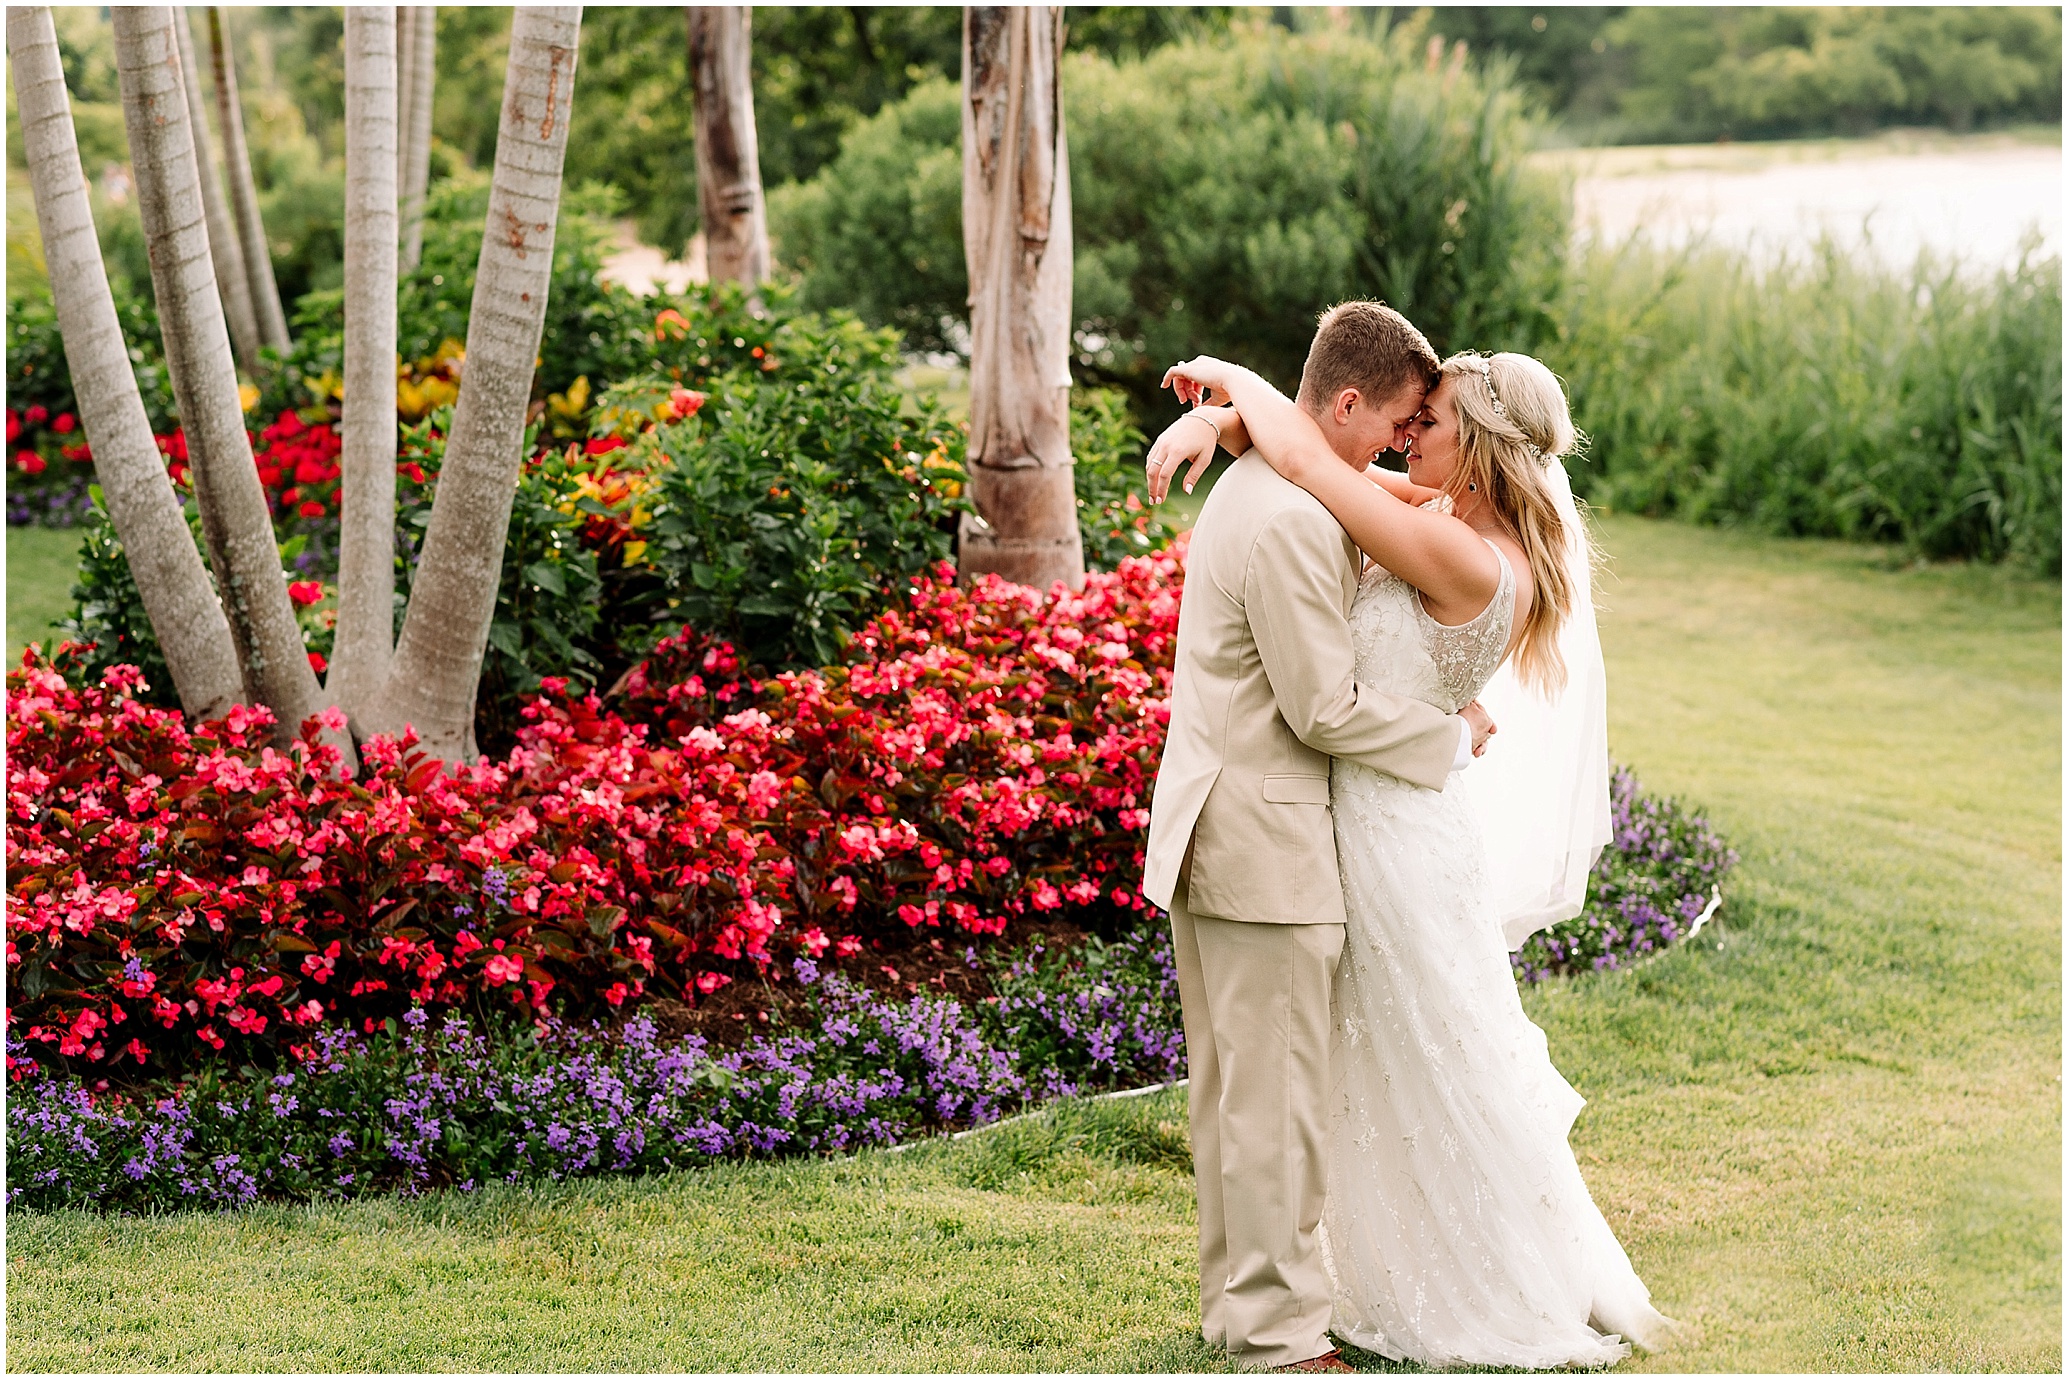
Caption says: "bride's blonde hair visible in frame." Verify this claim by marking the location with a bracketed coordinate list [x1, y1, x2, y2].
[1436, 351, 1592, 693]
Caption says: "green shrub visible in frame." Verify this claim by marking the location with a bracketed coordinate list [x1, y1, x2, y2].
[5, 288, 173, 435]
[269, 174, 653, 418]
[59, 496, 181, 696]
[624, 310, 968, 671]
[771, 78, 968, 359]
[393, 410, 604, 750]
[60, 410, 600, 739]
[1552, 237, 2063, 571]
[773, 19, 1568, 417]
[1598, 7, 2063, 143]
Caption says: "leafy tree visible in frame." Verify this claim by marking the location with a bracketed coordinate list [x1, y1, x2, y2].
[774, 19, 1567, 424]
[1412, 7, 1626, 123]
[1602, 7, 2062, 141]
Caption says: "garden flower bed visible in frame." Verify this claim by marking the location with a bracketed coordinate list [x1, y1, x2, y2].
[6, 546, 1184, 1077]
[1510, 766, 1736, 983]
[6, 535, 1734, 1210]
[7, 922, 1185, 1212]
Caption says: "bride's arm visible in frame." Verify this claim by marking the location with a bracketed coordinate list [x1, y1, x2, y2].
[1202, 404, 1441, 507]
[1144, 402, 1443, 508]
[1163, 357, 1500, 605]
[1363, 462, 1443, 507]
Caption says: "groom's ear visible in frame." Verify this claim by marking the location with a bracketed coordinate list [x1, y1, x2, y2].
[1332, 387, 1361, 426]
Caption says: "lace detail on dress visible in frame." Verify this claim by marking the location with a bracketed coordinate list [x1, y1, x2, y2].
[1346, 542, 1514, 716]
[1415, 543, 1514, 712]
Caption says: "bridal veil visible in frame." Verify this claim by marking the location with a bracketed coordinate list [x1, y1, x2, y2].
[1458, 453, 1612, 950]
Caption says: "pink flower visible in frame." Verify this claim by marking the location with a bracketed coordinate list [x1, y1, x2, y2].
[482, 954, 523, 985]
[745, 769, 783, 813]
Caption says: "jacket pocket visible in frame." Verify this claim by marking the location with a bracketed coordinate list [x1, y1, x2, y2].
[1261, 773, 1330, 806]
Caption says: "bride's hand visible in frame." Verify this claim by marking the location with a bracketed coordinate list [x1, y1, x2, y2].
[1161, 356, 1242, 408]
[1145, 412, 1220, 504]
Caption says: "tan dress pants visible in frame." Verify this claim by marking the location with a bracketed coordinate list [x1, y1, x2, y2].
[1169, 869, 1345, 1369]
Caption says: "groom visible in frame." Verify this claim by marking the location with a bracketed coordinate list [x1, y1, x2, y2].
[1142, 302, 1492, 1372]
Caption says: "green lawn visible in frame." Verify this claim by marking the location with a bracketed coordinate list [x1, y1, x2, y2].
[5, 515, 2060, 1373]
[5, 524, 83, 664]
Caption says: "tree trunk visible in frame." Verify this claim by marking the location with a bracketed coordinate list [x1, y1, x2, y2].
[395, 6, 415, 192]
[205, 6, 290, 354]
[111, 5, 338, 759]
[397, 5, 436, 274]
[8, 4, 243, 722]
[360, 6, 582, 761]
[959, 5, 1083, 592]
[329, 5, 399, 730]
[685, 7, 768, 287]
[174, 7, 262, 377]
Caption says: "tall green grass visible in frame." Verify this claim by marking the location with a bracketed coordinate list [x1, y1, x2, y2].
[1553, 237, 2062, 572]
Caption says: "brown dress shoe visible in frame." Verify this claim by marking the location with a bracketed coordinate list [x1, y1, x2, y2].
[1273, 1348, 1355, 1373]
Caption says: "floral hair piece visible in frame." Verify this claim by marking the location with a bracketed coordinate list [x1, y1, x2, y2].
[1464, 353, 1547, 466]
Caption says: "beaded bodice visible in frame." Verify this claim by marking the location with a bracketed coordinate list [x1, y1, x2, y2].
[1345, 540, 1514, 715]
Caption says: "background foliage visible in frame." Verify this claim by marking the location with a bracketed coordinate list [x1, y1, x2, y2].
[1385, 7, 2062, 143]
[774, 23, 1568, 421]
[1553, 237, 2063, 570]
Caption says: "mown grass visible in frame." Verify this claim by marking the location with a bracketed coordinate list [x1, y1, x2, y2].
[6, 514, 2059, 1373]
[4, 524, 82, 664]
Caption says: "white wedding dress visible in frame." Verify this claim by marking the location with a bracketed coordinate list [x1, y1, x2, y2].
[1321, 543, 1675, 1370]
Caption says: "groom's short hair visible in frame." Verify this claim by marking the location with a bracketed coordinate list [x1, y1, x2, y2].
[1296, 301, 1439, 410]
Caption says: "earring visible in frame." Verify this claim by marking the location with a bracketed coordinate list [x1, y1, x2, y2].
[1466, 481, 1478, 492]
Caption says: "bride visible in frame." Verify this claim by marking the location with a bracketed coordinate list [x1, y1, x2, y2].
[1148, 349, 1677, 1369]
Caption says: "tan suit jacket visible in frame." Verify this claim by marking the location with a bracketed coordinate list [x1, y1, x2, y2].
[1144, 452, 1459, 925]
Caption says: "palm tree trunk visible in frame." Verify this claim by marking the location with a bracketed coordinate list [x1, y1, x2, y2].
[397, 5, 436, 274]
[8, 4, 242, 722]
[174, 6, 262, 377]
[111, 5, 338, 760]
[685, 6, 767, 286]
[329, 5, 400, 730]
[204, 6, 290, 354]
[396, 4, 416, 179]
[361, 6, 583, 761]
[959, 5, 1083, 592]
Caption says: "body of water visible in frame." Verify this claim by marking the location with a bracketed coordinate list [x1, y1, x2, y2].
[1541, 129, 2061, 269]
